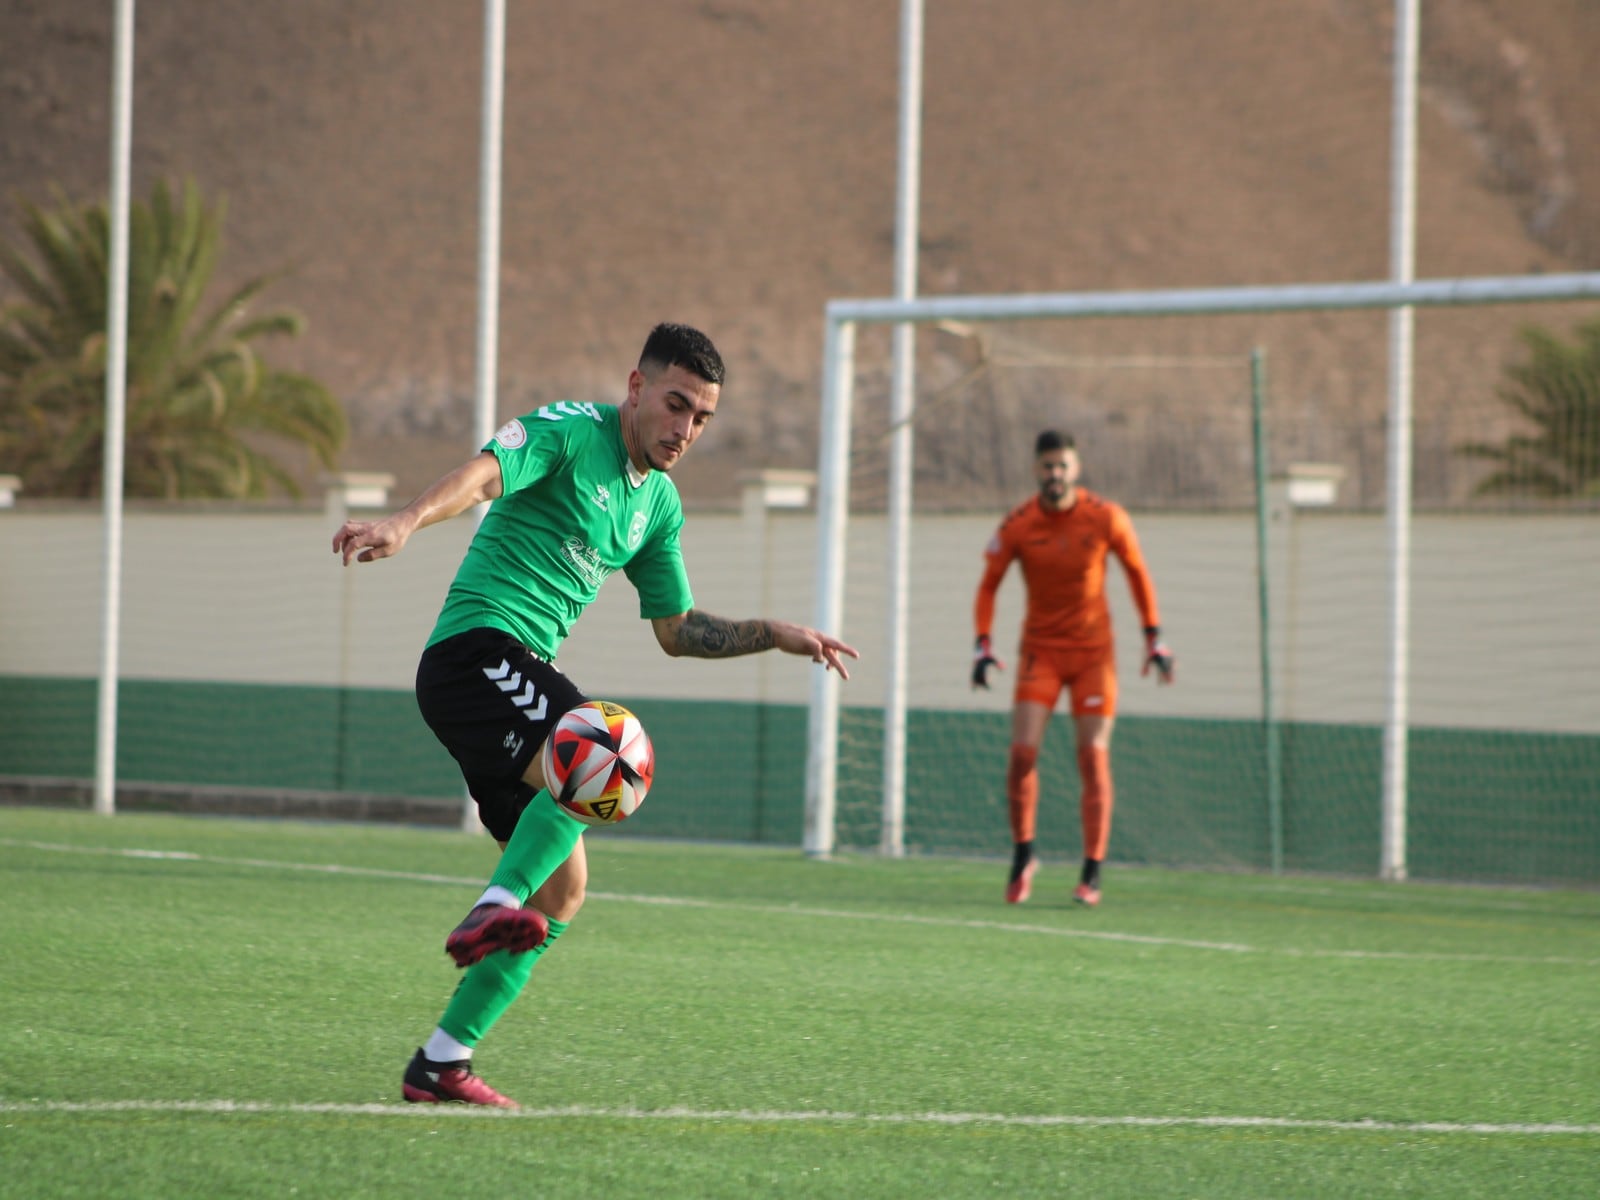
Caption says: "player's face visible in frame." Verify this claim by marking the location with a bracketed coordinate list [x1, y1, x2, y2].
[624, 363, 720, 472]
[1034, 447, 1080, 506]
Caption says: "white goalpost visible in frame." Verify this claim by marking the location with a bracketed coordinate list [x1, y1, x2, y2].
[802, 270, 1600, 876]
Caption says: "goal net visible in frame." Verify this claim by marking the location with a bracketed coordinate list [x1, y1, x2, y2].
[806, 281, 1600, 885]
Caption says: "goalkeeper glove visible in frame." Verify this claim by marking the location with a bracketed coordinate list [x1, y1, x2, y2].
[971, 635, 1004, 690]
[1142, 625, 1175, 684]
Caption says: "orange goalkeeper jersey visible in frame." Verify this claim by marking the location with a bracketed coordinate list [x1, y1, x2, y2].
[974, 489, 1160, 652]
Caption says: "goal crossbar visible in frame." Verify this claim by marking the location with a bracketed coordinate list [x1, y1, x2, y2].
[804, 271, 1600, 866]
[823, 272, 1600, 325]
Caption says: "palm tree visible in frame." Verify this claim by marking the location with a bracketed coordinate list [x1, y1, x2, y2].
[1457, 320, 1600, 499]
[0, 178, 346, 499]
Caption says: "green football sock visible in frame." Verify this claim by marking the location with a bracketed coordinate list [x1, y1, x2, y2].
[488, 791, 586, 902]
[439, 918, 569, 1046]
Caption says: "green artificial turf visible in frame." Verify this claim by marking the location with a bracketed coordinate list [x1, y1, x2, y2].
[1, 807, 1595, 1198]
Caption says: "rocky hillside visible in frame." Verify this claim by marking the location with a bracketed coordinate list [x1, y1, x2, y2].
[3, 0, 1597, 505]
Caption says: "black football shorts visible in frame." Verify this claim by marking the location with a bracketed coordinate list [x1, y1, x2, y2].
[414, 628, 587, 841]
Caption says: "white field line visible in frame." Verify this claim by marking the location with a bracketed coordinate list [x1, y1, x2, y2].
[0, 1098, 1596, 1135]
[4, 837, 1597, 967]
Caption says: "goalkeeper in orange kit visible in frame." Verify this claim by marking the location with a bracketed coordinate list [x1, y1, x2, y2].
[971, 430, 1174, 907]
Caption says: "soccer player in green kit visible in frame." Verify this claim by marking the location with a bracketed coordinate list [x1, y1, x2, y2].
[332, 324, 858, 1107]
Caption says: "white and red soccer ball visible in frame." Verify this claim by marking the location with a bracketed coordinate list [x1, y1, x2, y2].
[540, 700, 655, 826]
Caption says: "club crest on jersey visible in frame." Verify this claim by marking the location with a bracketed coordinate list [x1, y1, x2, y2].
[628, 511, 647, 550]
[493, 419, 527, 449]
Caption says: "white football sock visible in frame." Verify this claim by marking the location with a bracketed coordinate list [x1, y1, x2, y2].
[423, 1027, 473, 1064]
[475, 886, 521, 910]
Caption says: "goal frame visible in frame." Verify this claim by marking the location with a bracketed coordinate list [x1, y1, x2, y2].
[803, 271, 1600, 877]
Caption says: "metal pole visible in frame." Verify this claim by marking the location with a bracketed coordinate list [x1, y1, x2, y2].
[474, 0, 506, 454]
[881, 0, 925, 857]
[805, 318, 856, 857]
[825, 273, 1600, 326]
[94, 0, 136, 817]
[1250, 348, 1282, 874]
[1381, 0, 1420, 882]
[463, 0, 506, 834]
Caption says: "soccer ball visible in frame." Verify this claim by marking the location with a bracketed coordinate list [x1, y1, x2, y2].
[540, 700, 655, 826]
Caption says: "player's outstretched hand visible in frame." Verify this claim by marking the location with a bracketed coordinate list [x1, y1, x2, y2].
[971, 636, 1004, 690]
[1142, 626, 1175, 684]
[770, 621, 860, 679]
[332, 515, 414, 565]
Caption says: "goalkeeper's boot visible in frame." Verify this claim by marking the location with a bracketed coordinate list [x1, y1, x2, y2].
[402, 1048, 518, 1109]
[1005, 845, 1037, 905]
[444, 903, 550, 968]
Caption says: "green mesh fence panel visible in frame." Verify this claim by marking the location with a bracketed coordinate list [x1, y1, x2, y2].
[3, 675, 1596, 885]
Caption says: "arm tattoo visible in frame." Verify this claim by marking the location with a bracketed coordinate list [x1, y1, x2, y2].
[675, 609, 775, 658]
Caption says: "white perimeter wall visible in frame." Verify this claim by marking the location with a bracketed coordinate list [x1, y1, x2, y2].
[1, 504, 1595, 734]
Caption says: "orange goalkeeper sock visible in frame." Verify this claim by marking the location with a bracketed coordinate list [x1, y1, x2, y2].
[1006, 742, 1040, 844]
[1077, 744, 1113, 862]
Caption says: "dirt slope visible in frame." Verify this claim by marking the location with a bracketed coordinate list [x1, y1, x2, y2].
[2, 0, 1596, 503]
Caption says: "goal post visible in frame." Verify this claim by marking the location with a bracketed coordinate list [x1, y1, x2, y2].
[803, 271, 1600, 876]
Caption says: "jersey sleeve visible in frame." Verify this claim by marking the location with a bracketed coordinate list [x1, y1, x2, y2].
[973, 521, 1017, 640]
[482, 410, 572, 494]
[1107, 503, 1160, 630]
[623, 503, 695, 619]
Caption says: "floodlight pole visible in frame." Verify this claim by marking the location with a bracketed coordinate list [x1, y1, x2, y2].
[463, 0, 507, 834]
[881, 0, 925, 858]
[1381, 0, 1421, 882]
[94, 0, 136, 817]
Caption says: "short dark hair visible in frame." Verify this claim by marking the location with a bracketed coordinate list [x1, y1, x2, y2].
[1035, 429, 1076, 456]
[639, 323, 725, 386]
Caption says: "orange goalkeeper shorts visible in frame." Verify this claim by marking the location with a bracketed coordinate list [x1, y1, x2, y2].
[1012, 642, 1119, 717]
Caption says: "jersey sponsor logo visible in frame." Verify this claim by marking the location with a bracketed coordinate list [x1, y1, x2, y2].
[562, 536, 612, 588]
[493, 419, 528, 449]
[628, 511, 647, 550]
[591, 483, 610, 511]
[532, 401, 604, 424]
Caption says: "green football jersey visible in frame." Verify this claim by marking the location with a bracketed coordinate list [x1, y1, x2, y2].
[426, 401, 694, 658]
